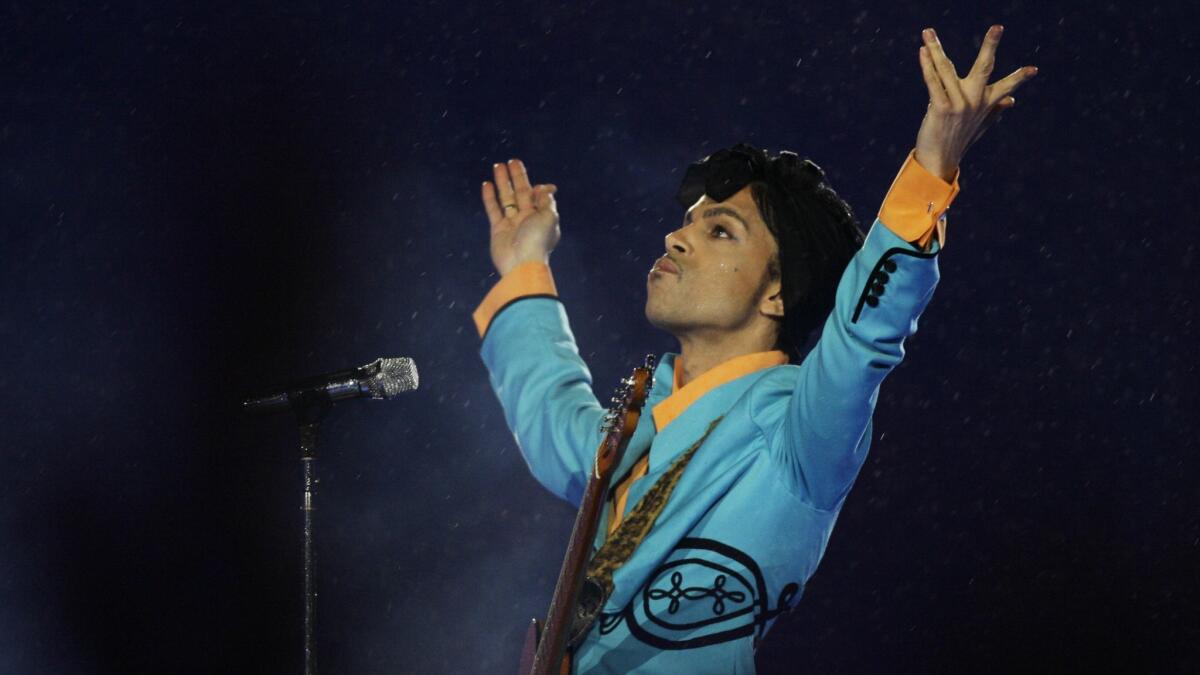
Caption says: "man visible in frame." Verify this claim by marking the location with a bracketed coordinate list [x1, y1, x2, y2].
[473, 26, 1036, 674]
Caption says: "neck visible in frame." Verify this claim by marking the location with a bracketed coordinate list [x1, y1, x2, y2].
[674, 327, 777, 389]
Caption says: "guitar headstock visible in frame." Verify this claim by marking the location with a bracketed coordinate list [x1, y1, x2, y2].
[601, 354, 655, 434]
[595, 355, 655, 476]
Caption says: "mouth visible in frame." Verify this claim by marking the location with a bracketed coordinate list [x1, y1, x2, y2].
[650, 256, 680, 276]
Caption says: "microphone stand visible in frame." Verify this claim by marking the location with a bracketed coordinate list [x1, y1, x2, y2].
[244, 356, 417, 674]
[293, 394, 331, 675]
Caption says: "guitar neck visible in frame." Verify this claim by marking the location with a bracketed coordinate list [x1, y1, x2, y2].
[523, 356, 654, 675]
[530, 466, 613, 674]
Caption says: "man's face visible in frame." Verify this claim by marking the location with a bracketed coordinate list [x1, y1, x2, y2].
[645, 185, 783, 338]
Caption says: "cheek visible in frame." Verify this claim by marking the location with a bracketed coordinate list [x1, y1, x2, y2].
[692, 263, 755, 308]
[714, 258, 757, 293]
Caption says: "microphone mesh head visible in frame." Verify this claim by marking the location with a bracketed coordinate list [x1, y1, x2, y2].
[374, 357, 419, 398]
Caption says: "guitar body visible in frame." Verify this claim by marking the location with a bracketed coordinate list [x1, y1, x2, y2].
[516, 356, 655, 675]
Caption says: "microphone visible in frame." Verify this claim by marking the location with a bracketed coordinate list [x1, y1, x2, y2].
[243, 357, 419, 415]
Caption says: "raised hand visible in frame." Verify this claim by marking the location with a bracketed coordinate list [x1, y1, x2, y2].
[481, 158, 561, 277]
[914, 25, 1038, 182]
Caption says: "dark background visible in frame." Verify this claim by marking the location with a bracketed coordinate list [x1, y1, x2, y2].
[3, 1, 1197, 673]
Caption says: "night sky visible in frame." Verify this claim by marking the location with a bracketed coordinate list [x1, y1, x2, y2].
[3, 2, 1197, 673]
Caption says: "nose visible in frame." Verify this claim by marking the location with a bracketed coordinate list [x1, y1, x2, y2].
[664, 225, 690, 255]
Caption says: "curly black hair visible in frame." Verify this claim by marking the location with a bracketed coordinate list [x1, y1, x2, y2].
[676, 142, 865, 362]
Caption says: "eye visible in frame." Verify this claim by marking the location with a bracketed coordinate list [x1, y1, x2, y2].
[710, 223, 734, 239]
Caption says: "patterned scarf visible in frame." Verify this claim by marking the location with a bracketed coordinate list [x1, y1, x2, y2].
[587, 414, 725, 591]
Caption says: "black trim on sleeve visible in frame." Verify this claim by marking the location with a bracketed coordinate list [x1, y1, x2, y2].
[480, 293, 562, 341]
[851, 245, 940, 324]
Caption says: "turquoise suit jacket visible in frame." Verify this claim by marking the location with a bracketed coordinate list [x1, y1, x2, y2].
[476, 151, 958, 673]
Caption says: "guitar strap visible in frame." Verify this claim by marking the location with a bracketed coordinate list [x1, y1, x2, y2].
[565, 414, 727, 651]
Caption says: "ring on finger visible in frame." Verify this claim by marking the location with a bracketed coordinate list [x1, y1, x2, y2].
[503, 203, 518, 212]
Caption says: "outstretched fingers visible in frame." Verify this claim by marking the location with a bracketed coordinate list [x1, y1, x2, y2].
[987, 64, 1038, 107]
[507, 158, 536, 213]
[919, 45, 951, 109]
[492, 162, 518, 214]
[483, 159, 559, 230]
[922, 28, 965, 109]
[968, 25, 1003, 82]
[481, 179, 504, 229]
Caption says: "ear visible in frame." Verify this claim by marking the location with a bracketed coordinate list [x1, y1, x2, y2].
[759, 279, 785, 320]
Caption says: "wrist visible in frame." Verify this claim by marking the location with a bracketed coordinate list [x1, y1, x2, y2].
[501, 253, 551, 277]
[912, 152, 959, 185]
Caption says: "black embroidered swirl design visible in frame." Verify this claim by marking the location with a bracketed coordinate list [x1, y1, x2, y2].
[597, 612, 624, 636]
[617, 538, 806, 650]
[647, 571, 747, 615]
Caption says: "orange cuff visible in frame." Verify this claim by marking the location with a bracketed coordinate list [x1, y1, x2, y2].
[472, 261, 558, 338]
[878, 149, 961, 251]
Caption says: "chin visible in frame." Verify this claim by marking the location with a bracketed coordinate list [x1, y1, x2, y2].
[644, 299, 661, 327]
[644, 300, 684, 334]
[644, 297, 669, 330]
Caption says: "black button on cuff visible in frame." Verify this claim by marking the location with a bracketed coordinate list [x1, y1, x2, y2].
[872, 283, 886, 296]
[865, 295, 880, 307]
[883, 259, 897, 273]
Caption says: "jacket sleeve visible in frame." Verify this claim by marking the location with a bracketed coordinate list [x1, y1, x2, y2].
[764, 149, 960, 509]
[473, 262, 606, 507]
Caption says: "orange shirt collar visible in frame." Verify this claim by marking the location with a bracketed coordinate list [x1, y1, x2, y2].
[651, 350, 789, 431]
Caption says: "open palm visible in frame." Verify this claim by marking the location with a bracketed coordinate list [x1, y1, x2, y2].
[481, 158, 561, 276]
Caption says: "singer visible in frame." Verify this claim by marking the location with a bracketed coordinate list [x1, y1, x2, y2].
[473, 27, 1036, 673]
